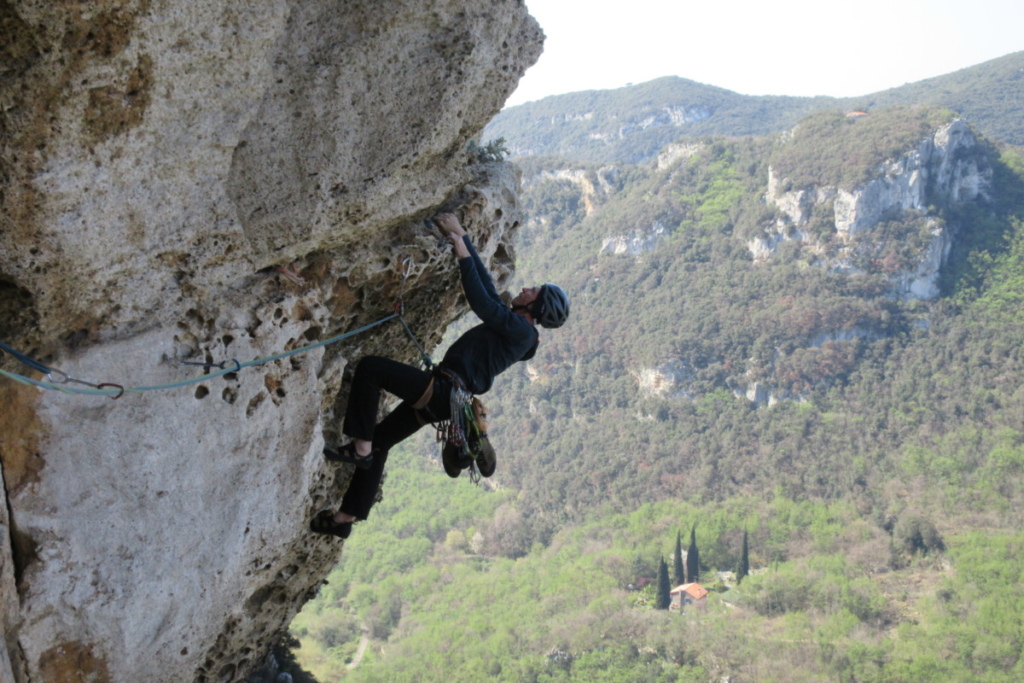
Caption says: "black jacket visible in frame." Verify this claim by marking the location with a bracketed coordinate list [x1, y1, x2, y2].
[440, 235, 538, 394]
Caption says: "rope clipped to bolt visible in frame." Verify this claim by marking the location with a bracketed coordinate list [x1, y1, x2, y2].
[0, 257, 433, 399]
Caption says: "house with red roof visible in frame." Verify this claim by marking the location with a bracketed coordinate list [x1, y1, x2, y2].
[670, 582, 709, 612]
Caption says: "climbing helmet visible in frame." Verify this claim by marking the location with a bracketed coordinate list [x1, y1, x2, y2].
[534, 283, 570, 329]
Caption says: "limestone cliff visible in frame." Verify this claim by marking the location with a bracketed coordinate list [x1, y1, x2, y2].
[749, 119, 992, 300]
[0, 1, 542, 681]
[736, 118, 993, 405]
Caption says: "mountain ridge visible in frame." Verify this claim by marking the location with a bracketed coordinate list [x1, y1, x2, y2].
[485, 51, 1024, 163]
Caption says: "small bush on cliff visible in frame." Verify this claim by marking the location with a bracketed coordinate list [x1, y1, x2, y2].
[468, 137, 509, 163]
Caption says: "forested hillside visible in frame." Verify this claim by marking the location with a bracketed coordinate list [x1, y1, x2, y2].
[850, 51, 1024, 148]
[290, 80, 1024, 681]
[485, 50, 1024, 163]
[489, 105, 1024, 537]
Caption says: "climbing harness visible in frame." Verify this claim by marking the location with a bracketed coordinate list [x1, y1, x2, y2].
[0, 257, 431, 399]
[429, 368, 495, 482]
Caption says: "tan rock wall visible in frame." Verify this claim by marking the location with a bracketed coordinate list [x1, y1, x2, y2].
[0, 1, 542, 680]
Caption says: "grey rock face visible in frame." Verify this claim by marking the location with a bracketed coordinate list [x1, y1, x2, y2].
[751, 119, 992, 300]
[0, 1, 541, 681]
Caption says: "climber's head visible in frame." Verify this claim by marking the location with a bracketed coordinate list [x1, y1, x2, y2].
[511, 284, 570, 329]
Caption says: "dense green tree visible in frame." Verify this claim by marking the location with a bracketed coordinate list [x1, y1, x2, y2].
[686, 526, 700, 584]
[673, 531, 685, 586]
[737, 530, 749, 584]
[656, 557, 671, 610]
[893, 515, 946, 557]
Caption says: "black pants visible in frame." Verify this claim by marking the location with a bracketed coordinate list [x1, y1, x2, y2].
[339, 356, 452, 520]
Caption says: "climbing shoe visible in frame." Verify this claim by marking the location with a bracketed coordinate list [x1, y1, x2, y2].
[310, 510, 352, 539]
[442, 442, 475, 478]
[474, 435, 497, 478]
[442, 442, 463, 478]
[324, 443, 374, 470]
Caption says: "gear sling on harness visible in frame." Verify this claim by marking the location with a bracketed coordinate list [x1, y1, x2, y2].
[411, 366, 495, 481]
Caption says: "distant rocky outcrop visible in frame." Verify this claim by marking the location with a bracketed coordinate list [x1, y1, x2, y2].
[527, 166, 618, 217]
[749, 119, 992, 300]
[600, 222, 667, 257]
[0, 1, 541, 681]
[735, 119, 993, 405]
[633, 359, 696, 399]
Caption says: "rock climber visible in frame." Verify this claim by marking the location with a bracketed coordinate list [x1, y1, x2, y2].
[311, 212, 570, 540]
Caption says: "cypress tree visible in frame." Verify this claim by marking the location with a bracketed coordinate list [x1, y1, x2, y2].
[737, 530, 750, 584]
[673, 530, 686, 586]
[656, 557, 671, 610]
[686, 524, 700, 583]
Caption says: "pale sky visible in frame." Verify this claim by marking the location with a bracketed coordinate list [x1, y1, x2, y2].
[507, 0, 1024, 106]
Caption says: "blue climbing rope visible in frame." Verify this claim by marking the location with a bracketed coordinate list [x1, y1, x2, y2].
[1, 254, 440, 399]
[0, 340, 53, 374]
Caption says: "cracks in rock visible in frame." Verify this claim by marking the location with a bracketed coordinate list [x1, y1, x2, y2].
[0, 279, 43, 370]
[1, 464, 36, 602]
[0, 286, 45, 602]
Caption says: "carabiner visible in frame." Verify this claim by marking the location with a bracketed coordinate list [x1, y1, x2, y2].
[97, 383, 125, 399]
[46, 368, 70, 384]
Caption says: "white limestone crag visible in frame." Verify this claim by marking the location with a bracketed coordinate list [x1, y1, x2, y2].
[0, 1, 542, 681]
[601, 221, 667, 257]
[633, 359, 696, 399]
[618, 105, 712, 138]
[750, 119, 992, 300]
[657, 142, 706, 170]
[527, 166, 619, 218]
